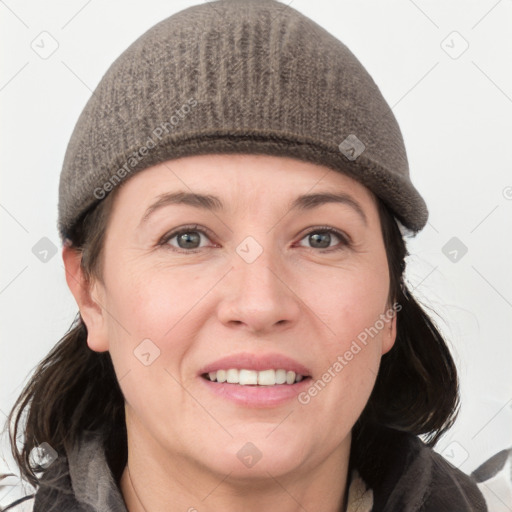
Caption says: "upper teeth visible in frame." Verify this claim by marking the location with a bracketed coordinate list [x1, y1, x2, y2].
[207, 369, 305, 386]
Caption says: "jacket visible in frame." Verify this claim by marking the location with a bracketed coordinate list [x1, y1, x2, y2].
[2, 428, 488, 511]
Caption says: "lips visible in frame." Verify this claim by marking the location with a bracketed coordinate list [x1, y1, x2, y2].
[198, 352, 312, 377]
[197, 352, 312, 407]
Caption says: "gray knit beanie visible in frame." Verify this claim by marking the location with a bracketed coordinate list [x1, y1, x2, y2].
[57, 0, 428, 243]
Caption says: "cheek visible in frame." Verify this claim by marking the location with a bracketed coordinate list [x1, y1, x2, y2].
[319, 265, 389, 348]
[101, 265, 201, 412]
[102, 260, 211, 374]
[304, 263, 389, 408]
[104, 260, 194, 335]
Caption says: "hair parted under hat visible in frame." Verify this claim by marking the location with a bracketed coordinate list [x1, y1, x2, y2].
[57, 0, 428, 243]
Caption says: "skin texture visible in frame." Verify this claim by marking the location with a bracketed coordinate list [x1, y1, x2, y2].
[63, 154, 397, 512]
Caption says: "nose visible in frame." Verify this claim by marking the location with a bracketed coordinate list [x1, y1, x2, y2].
[216, 245, 302, 335]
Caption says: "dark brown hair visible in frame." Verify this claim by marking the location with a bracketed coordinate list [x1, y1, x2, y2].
[1, 183, 459, 499]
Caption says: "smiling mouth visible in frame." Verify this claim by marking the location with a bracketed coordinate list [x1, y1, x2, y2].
[201, 369, 311, 386]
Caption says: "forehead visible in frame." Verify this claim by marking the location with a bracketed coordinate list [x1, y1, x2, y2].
[112, 153, 378, 209]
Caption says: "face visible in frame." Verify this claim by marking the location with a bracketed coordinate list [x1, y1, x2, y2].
[66, 153, 396, 481]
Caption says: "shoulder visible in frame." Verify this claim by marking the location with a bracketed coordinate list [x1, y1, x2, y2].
[362, 427, 489, 511]
[413, 437, 488, 512]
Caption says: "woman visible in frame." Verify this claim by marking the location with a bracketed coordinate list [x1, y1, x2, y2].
[1, 0, 488, 510]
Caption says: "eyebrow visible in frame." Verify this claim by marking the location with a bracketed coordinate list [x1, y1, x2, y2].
[139, 190, 367, 226]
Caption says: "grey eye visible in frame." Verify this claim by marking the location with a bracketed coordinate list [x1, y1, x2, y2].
[164, 229, 210, 250]
[176, 232, 202, 249]
[298, 228, 347, 250]
[306, 231, 334, 249]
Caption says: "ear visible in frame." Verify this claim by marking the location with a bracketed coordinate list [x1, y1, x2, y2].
[62, 244, 109, 352]
[381, 308, 397, 355]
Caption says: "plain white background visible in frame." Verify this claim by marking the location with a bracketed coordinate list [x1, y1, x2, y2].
[1, 0, 511, 507]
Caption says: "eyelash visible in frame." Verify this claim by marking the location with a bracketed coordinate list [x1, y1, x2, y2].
[157, 224, 351, 253]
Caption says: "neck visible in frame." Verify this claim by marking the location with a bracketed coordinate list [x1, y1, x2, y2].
[120, 418, 352, 512]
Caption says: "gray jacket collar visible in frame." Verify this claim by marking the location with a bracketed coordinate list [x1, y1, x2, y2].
[33, 429, 371, 512]
[32, 428, 486, 512]
[34, 430, 127, 512]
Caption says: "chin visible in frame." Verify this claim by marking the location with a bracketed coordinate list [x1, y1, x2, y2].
[200, 435, 309, 479]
